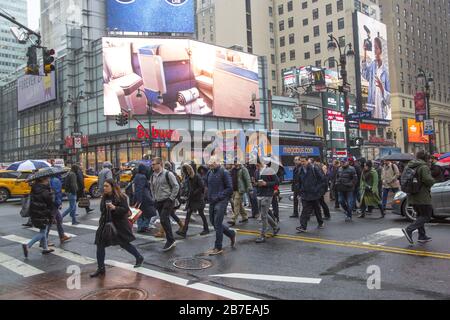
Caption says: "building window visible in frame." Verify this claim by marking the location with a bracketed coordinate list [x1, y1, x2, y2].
[290, 50, 296, 61]
[338, 18, 345, 30]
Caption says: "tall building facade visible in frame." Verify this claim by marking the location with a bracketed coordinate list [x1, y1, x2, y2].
[379, 0, 450, 153]
[0, 0, 28, 85]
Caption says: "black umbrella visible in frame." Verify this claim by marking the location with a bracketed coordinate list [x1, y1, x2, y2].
[381, 153, 414, 161]
[26, 167, 69, 182]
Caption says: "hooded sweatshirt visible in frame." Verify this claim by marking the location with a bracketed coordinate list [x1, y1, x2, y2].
[406, 159, 435, 205]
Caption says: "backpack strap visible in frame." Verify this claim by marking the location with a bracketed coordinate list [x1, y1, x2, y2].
[165, 170, 173, 191]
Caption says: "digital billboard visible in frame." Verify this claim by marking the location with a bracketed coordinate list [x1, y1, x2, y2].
[17, 72, 57, 112]
[282, 66, 339, 91]
[106, 0, 195, 33]
[102, 37, 260, 120]
[357, 12, 391, 121]
[407, 119, 429, 144]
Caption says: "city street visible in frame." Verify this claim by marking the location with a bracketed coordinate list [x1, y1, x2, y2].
[0, 185, 449, 300]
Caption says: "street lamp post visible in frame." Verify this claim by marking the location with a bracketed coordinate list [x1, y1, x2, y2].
[417, 68, 434, 154]
[327, 35, 355, 157]
[136, 89, 161, 158]
[67, 91, 85, 164]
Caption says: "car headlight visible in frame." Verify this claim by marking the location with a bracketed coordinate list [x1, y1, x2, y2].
[393, 191, 407, 201]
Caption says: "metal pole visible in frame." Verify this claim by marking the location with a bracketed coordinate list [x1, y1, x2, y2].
[340, 54, 351, 157]
[74, 99, 79, 163]
[426, 84, 433, 154]
[148, 102, 153, 158]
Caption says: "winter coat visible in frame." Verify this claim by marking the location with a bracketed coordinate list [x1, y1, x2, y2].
[50, 176, 63, 208]
[206, 167, 233, 204]
[75, 168, 85, 199]
[406, 160, 435, 205]
[298, 164, 326, 201]
[133, 165, 156, 219]
[335, 165, 357, 192]
[186, 174, 205, 211]
[98, 168, 113, 194]
[381, 163, 400, 189]
[30, 183, 55, 229]
[360, 168, 381, 206]
[64, 171, 78, 195]
[95, 193, 135, 247]
[292, 165, 301, 192]
[256, 166, 279, 197]
[236, 166, 252, 194]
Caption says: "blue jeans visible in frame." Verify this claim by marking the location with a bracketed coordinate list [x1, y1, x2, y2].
[338, 191, 355, 218]
[209, 199, 235, 250]
[62, 193, 77, 223]
[382, 188, 399, 209]
[28, 225, 50, 249]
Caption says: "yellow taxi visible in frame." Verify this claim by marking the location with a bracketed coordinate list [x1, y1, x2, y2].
[119, 168, 133, 187]
[0, 170, 100, 203]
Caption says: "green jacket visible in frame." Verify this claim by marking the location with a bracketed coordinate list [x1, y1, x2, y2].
[406, 160, 435, 205]
[237, 166, 252, 194]
[360, 168, 381, 206]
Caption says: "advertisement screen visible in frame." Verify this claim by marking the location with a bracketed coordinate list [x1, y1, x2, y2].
[357, 12, 391, 120]
[103, 37, 260, 119]
[282, 66, 339, 90]
[17, 72, 57, 112]
[407, 119, 429, 144]
[106, 0, 195, 33]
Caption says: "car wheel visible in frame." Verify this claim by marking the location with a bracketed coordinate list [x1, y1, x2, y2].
[0, 188, 10, 203]
[89, 183, 101, 198]
[401, 198, 417, 222]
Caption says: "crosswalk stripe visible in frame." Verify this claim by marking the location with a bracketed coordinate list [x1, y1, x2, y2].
[352, 228, 406, 246]
[209, 273, 322, 284]
[1, 235, 95, 265]
[0, 252, 45, 277]
[29, 228, 77, 238]
[105, 260, 259, 300]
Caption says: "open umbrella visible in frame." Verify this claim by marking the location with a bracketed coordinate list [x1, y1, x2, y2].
[438, 152, 450, 160]
[436, 157, 450, 164]
[26, 167, 68, 182]
[7, 160, 51, 171]
[381, 153, 414, 161]
[435, 161, 450, 167]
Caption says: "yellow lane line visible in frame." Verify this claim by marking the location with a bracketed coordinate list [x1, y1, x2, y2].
[236, 229, 450, 260]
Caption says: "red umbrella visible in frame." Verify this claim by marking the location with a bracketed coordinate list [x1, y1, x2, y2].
[437, 157, 450, 164]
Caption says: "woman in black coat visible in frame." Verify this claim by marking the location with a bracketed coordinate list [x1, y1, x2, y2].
[91, 179, 144, 277]
[133, 164, 157, 233]
[176, 164, 209, 238]
[22, 177, 55, 257]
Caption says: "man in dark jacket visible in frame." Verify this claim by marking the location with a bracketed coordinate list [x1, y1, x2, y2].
[75, 164, 94, 214]
[328, 160, 341, 208]
[62, 165, 79, 225]
[402, 151, 435, 244]
[335, 158, 358, 222]
[255, 159, 280, 243]
[349, 157, 362, 212]
[49, 174, 71, 244]
[205, 156, 236, 255]
[291, 156, 302, 218]
[134, 164, 157, 233]
[297, 158, 325, 233]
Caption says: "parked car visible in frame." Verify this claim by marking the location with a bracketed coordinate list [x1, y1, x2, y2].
[0, 170, 100, 203]
[391, 181, 450, 221]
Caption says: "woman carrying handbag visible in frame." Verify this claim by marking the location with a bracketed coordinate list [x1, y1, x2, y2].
[91, 179, 144, 278]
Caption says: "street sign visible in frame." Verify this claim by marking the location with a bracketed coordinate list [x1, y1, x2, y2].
[74, 137, 82, 149]
[424, 119, 434, 135]
[293, 106, 303, 119]
[347, 111, 372, 121]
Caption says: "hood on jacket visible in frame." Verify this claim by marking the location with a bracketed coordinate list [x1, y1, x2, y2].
[408, 159, 427, 169]
[31, 182, 51, 194]
[197, 165, 208, 175]
[182, 164, 195, 178]
[137, 164, 148, 175]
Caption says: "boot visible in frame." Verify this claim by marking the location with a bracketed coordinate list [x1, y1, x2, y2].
[90, 267, 105, 278]
[154, 226, 165, 238]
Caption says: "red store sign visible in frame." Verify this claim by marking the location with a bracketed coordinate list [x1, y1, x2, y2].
[136, 125, 175, 140]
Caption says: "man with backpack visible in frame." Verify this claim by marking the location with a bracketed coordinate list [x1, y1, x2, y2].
[296, 158, 326, 233]
[401, 151, 435, 244]
[335, 158, 358, 222]
[228, 159, 252, 227]
[150, 157, 181, 251]
[205, 156, 236, 255]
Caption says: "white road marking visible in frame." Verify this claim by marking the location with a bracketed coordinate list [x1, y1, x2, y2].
[209, 273, 322, 284]
[105, 260, 259, 300]
[1, 235, 95, 265]
[0, 252, 45, 277]
[353, 228, 406, 246]
[29, 228, 77, 238]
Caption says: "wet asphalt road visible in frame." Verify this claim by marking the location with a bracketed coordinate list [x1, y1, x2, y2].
[0, 186, 449, 300]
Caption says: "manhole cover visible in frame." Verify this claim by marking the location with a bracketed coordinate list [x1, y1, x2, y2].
[173, 257, 213, 270]
[80, 287, 148, 300]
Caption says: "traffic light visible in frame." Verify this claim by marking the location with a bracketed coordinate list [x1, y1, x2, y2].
[122, 112, 129, 126]
[115, 114, 124, 126]
[249, 102, 256, 117]
[43, 48, 56, 75]
[25, 46, 39, 75]
[351, 138, 364, 147]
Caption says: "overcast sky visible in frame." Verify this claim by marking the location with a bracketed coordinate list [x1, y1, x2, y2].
[27, 0, 40, 30]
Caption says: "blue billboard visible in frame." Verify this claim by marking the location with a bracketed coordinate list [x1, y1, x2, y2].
[107, 0, 195, 33]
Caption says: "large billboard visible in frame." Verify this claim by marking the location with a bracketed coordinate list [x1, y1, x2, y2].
[17, 72, 57, 112]
[102, 37, 260, 120]
[407, 119, 429, 144]
[283, 66, 340, 91]
[106, 0, 195, 33]
[357, 12, 391, 120]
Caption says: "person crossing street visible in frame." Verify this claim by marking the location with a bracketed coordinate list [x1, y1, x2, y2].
[228, 160, 252, 227]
